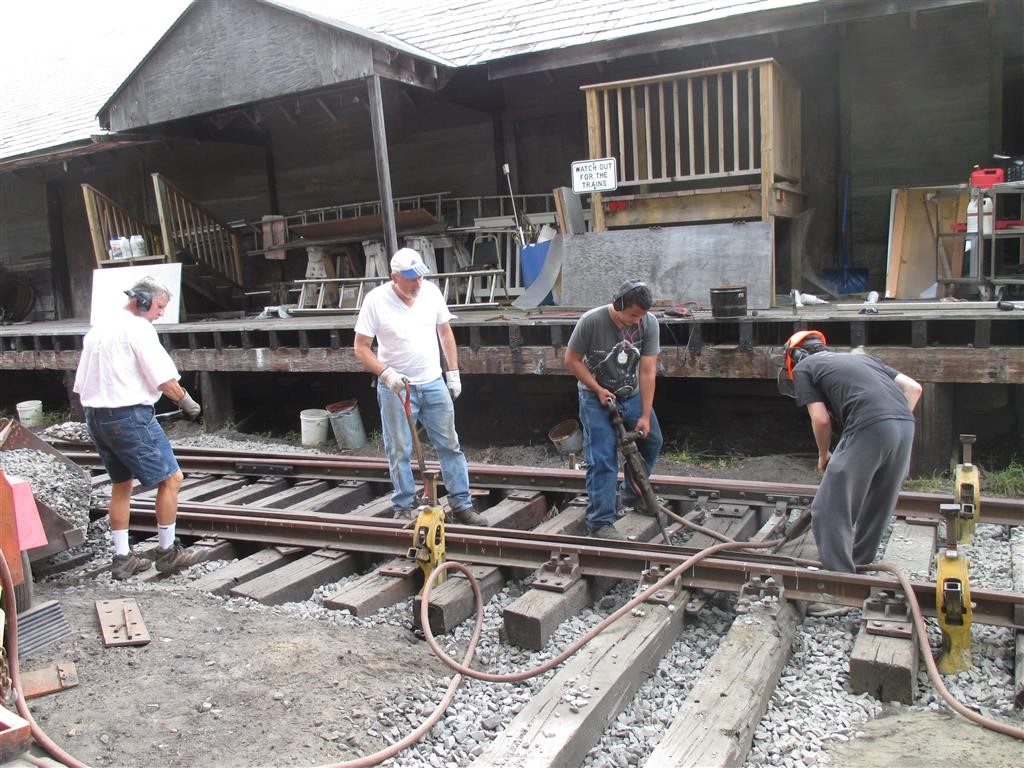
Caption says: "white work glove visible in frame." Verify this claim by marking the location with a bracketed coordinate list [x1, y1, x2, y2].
[379, 366, 407, 395]
[177, 391, 202, 421]
[445, 370, 462, 400]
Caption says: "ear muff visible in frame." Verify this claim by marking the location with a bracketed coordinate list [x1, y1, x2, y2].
[612, 281, 646, 312]
[124, 289, 153, 312]
[782, 330, 827, 380]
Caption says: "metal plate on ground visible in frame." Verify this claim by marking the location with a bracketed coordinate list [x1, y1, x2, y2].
[96, 599, 151, 647]
[21, 662, 79, 700]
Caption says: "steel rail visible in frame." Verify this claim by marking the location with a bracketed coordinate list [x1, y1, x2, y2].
[61, 444, 1024, 526]
[120, 498, 1024, 628]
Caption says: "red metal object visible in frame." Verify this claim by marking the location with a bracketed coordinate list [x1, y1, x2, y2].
[970, 167, 1004, 189]
[951, 219, 1024, 233]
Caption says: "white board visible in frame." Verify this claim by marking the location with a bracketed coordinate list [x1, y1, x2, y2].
[89, 264, 183, 325]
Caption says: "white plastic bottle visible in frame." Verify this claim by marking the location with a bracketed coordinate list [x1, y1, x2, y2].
[966, 194, 993, 235]
[129, 235, 148, 259]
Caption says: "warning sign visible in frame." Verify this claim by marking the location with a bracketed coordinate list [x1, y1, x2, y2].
[571, 158, 618, 194]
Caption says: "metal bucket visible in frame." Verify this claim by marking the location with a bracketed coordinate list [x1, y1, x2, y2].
[709, 285, 747, 318]
[299, 409, 329, 447]
[548, 419, 583, 456]
[326, 400, 367, 449]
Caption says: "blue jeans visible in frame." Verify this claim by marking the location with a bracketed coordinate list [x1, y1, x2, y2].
[378, 377, 471, 511]
[85, 404, 179, 487]
[579, 390, 663, 530]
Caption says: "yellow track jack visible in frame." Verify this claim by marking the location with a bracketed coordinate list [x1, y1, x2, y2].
[408, 471, 446, 594]
[936, 502, 973, 674]
[954, 434, 980, 545]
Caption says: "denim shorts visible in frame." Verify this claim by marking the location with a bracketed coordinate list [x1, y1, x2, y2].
[84, 405, 179, 486]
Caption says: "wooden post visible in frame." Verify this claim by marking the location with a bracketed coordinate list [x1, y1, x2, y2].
[198, 371, 233, 432]
[913, 382, 954, 475]
[585, 89, 606, 232]
[758, 61, 775, 222]
[81, 184, 108, 267]
[151, 173, 175, 263]
[367, 75, 398, 257]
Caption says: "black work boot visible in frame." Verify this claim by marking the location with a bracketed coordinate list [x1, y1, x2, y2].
[587, 524, 627, 541]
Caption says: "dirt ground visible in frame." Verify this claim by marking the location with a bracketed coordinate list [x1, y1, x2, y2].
[7, 438, 1022, 768]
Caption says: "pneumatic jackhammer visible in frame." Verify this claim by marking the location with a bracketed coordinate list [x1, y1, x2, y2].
[605, 399, 672, 545]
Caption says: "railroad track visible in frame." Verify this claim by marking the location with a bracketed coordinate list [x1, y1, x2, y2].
[29, 442, 1024, 765]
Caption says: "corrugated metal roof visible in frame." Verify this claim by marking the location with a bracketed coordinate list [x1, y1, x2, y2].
[0, 0, 818, 164]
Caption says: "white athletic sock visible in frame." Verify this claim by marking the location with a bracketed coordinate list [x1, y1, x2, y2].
[112, 529, 130, 557]
[158, 524, 176, 549]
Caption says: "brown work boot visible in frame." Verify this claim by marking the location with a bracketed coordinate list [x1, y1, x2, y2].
[154, 541, 209, 574]
[588, 524, 627, 541]
[390, 505, 417, 521]
[111, 552, 152, 580]
[450, 505, 489, 526]
[806, 601, 854, 617]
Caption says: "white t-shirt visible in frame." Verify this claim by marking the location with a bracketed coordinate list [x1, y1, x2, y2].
[354, 280, 453, 385]
[74, 308, 180, 407]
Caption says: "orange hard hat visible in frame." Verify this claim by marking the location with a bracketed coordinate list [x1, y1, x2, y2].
[782, 330, 827, 380]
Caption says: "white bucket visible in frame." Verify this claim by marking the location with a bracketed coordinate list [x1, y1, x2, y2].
[299, 408, 329, 447]
[326, 400, 367, 449]
[16, 400, 43, 429]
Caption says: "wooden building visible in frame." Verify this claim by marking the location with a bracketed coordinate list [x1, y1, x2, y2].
[1, 0, 1023, 470]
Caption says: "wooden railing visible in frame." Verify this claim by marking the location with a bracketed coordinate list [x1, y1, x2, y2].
[80, 184, 162, 267]
[152, 173, 244, 288]
[581, 58, 801, 220]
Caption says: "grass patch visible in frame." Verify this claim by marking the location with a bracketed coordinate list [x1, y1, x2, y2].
[983, 460, 1024, 498]
[661, 442, 741, 470]
[41, 409, 71, 427]
[905, 461, 1024, 498]
[903, 472, 951, 494]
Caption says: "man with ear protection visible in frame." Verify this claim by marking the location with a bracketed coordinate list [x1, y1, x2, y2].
[779, 330, 922, 575]
[565, 280, 663, 540]
[74, 276, 208, 579]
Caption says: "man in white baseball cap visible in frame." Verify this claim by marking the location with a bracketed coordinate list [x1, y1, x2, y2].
[390, 247, 431, 278]
[353, 247, 487, 526]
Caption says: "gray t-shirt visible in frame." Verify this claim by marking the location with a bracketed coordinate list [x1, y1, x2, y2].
[793, 351, 913, 434]
[567, 305, 660, 396]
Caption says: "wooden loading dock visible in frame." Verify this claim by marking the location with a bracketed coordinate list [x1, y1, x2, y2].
[2, 301, 1022, 474]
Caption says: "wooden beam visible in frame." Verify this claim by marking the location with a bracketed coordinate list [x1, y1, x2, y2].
[848, 519, 936, 704]
[366, 75, 398, 256]
[477, 587, 690, 766]
[316, 97, 338, 122]
[647, 602, 801, 766]
[8, 345, 1024, 385]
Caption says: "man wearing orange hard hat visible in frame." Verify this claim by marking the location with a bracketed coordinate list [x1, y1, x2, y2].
[779, 330, 922, 574]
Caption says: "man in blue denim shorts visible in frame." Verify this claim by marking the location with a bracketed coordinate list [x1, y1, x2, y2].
[74, 276, 207, 579]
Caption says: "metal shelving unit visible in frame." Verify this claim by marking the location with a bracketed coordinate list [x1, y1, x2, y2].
[930, 185, 984, 296]
[987, 181, 1024, 293]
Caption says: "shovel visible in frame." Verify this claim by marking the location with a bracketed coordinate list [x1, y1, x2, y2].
[402, 379, 427, 478]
